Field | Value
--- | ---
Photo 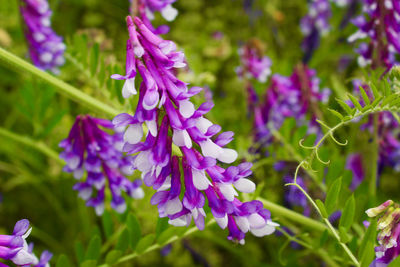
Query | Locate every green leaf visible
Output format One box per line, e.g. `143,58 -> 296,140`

325,177 -> 342,214
370,83 -> 380,99
102,210 -> 113,239
84,235 -> 101,261
157,227 -> 178,246
136,234 -> 155,254
360,240 -> 375,267
75,241 -> 85,263
156,217 -> 169,238
339,226 -> 350,243
371,95 -> 383,108
56,254 -> 70,267
381,94 -> 398,107
347,93 -> 363,111
127,213 -> 141,249
388,256 -> 400,267
339,195 -> 356,230
358,219 -> 377,258
105,250 -> 122,265
316,199 -> 328,218
336,98 -> 355,116
328,108 -> 344,121
319,230 -> 329,247
80,260 -> 97,267
359,86 -> 370,105
90,43 -> 99,75
116,228 -> 130,251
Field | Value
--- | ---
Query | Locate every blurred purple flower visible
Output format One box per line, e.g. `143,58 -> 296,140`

283,176 -> 310,216
346,153 -> 365,190
348,0 -> 400,70
60,115 -> 144,215
20,0 -> 66,73
111,16 -> 278,244
236,41 -> 272,83
300,0 -> 332,63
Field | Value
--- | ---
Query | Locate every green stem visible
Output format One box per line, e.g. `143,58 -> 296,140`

0,127 -> 63,164
369,113 -> 378,200
258,197 -> 328,233
0,47 -> 119,117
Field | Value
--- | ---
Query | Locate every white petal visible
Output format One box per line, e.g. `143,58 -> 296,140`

67,155 -> 80,169
122,78 -> 137,98
192,208 -> 199,219
145,120 -> 158,137
134,151 -> 152,172
196,117 -> 213,134
179,100 -> 195,118
124,124 -> 143,144
73,168 -> 84,179
158,176 -> 171,191
22,227 -> 32,239
234,178 -> 256,193
40,52 -> 53,63
192,169 -> 211,190
169,216 -> 188,227
217,148 -> 238,163
165,197 -> 183,215
218,183 -> 237,201
78,187 -> 93,200
161,4 -> 178,21
215,214 -> 228,229
248,213 -> 266,229
172,129 -> 192,148
131,188 -> 145,199
235,216 -> 250,233
11,249 -> 38,265
115,202 -> 127,213
95,203 -> 105,216
250,223 -> 277,237
200,139 -> 222,158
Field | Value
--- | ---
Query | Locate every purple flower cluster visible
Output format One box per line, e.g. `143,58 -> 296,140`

59,115 -> 144,215
300,0 -> 331,62
351,80 -> 400,174
283,175 -> 310,216
366,200 -> 400,266
111,16 -> 278,244
130,0 -> 178,35
348,0 -> 400,69
255,65 -> 330,147
20,0 -> 66,73
0,219 -> 52,266
236,41 -> 272,83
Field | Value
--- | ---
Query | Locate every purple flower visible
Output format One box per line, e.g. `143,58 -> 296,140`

130,0 -> 178,34
300,0 -> 331,62
255,65 -> 330,146
20,0 -> 66,73
111,16 -> 278,244
346,153 -> 365,190
236,40 -> 272,83
366,200 -> 400,266
283,176 -> 310,216
0,220 -> 39,266
60,115 -> 144,215
348,0 -> 400,69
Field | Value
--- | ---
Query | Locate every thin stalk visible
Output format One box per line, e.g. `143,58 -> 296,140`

0,47 -> 119,117
369,113 -> 378,200
0,127 -> 63,164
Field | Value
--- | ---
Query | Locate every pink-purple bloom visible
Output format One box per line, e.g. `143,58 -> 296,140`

59,115 -> 144,215
20,0 -> 66,73
348,0 -> 400,69
111,16 -> 278,244
130,0 -> 178,34
0,219 -> 52,266
236,41 -> 272,83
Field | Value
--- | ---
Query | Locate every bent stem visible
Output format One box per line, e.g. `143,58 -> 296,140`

0,47 -> 120,117
0,127 -> 63,164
